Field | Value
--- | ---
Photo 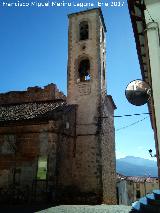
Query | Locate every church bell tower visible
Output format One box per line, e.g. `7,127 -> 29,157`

67,8 -> 117,204
67,8 -> 106,106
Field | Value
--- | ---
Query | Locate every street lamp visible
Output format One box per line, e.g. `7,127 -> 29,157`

148,149 -> 156,157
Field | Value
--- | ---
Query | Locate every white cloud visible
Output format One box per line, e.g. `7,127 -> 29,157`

116,151 -> 127,159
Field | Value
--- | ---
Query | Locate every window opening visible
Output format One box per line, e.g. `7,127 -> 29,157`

66,122 -> 70,129
78,59 -> 90,82
103,61 -> 105,79
80,21 -> 89,41
13,168 -> 21,185
136,190 -> 141,199
102,28 -> 104,42
37,156 -> 47,180
1,135 -> 16,154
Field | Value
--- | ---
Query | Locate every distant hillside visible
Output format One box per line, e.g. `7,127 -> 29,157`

116,156 -> 158,177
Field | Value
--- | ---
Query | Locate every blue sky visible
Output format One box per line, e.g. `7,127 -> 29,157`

0,0 -> 156,160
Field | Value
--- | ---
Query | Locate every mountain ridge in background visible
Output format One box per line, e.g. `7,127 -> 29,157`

116,156 -> 158,177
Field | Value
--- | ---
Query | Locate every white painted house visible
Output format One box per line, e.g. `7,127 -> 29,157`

128,0 -> 160,182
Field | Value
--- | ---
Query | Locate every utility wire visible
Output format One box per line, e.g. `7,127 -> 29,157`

114,112 -> 151,118
116,116 -> 149,132
100,112 -> 151,118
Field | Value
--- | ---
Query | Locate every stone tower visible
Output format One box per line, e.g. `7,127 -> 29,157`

67,8 -> 117,204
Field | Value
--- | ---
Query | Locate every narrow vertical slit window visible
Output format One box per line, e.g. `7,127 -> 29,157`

102,28 -> 104,42
37,156 -> 47,180
136,190 -> 141,199
103,61 -> 105,79
13,168 -> 21,185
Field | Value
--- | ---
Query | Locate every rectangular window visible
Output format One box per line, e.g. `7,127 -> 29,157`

136,190 -> 141,199
37,156 -> 47,180
14,168 -> 21,185
1,135 -> 16,154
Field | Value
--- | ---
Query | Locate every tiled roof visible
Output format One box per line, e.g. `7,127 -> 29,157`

117,173 -> 158,183
127,176 -> 147,183
0,101 -> 68,122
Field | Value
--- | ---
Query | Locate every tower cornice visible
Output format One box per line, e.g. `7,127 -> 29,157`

68,8 -> 107,32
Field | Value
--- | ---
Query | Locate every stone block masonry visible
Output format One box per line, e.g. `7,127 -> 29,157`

0,83 -> 66,105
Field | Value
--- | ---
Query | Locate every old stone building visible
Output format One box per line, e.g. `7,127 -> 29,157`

0,8 -> 116,205
117,173 -> 159,206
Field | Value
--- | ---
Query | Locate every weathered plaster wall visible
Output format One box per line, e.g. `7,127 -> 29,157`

55,106 -> 77,201
144,0 -> 160,161
0,122 -> 59,203
101,95 -> 117,204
